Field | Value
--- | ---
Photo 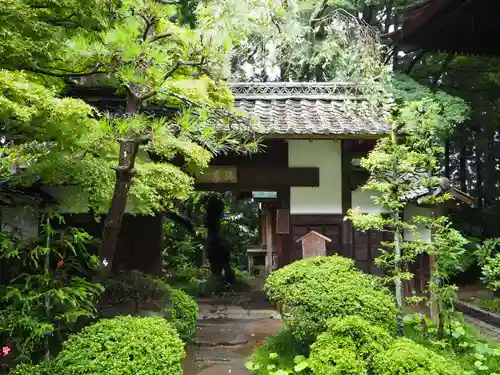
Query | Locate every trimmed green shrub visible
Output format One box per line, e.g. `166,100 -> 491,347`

50,316 -> 184,375
309,316 -> 392,375
265,256 -> 396,342
372,338 -> 464,375
162,285 -> 198,339
100,270 -> 198,339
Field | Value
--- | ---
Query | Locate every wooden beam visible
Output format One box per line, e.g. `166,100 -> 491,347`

341,140 -> 353,258
262,134 -> 383,140
195,166 -> 319,191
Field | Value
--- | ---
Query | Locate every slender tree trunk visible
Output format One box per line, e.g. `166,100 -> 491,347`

459,138 -> 467,192
44,216 -> 52,360
99,92 -> 147,276
99,140 -> 140,275
444,139 -> 450,178
384,0 -> 393,34
391,127 -> 404,336
474,136 -> 483,209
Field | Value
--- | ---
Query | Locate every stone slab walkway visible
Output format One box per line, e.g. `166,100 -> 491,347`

183,293 -> 282,375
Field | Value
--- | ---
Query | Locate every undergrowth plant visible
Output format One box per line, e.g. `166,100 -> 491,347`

0,212 -> 103,367
475,238 -> 500,293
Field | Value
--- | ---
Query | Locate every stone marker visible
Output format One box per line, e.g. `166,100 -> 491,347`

296,230 -> 331,258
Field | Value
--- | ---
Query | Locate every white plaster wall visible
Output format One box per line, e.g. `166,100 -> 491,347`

1,207 -> 39,239
404,204 -> 432,244
352,188 -> 388,213
288,140 -> 342,214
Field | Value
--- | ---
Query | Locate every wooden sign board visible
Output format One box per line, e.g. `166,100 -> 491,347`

197,166 -> 237,183
296,230 -> 331,259
276,209 -> 290,234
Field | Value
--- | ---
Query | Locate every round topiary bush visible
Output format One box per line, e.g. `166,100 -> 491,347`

371,338 -> 464,375
264,255 -> 396,343
49,316 -> 185,375
309,316 -> 393,375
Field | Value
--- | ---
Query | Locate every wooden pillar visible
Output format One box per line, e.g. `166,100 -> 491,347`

341,140 -> 353,258
276,188 -> 291,268
265,205 -> 274,276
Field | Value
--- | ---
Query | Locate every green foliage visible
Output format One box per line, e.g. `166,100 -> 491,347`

12,316 -> 185,375
245,329 -> 310,375
347,71 -> 471,326
100,270 -> 198,340
0,215 -> 103,364
371,338 -> 464,375
309,316 -> 392,375
403,314 -> 500,375
389,74 -> 470,132
264,256 -> 396,343
0,0 -> 109,70
162,192 -> 260,270
162,286 -> 198,340
477,298 -> 500,313
476,239 -> 500,292
425,218 -> 470,329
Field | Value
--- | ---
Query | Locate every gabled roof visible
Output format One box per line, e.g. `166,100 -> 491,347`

387,0 -> 500,56
229,82 -> 388,137
404,177 -> 473,205
296,230 -> 332,243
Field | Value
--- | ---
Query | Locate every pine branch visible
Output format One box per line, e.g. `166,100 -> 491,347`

21,65 -> 107,78
141,58 -> 206,101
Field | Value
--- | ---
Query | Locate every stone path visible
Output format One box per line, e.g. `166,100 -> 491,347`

182,296 -> 282,375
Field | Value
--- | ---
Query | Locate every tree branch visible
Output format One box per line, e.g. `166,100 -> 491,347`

21,65 -> 107,78
148,32 -> 173,43
405,50 -> 427,75
432,53 -> 454,88
142,17 -> 156,42
141,58 -> 206,101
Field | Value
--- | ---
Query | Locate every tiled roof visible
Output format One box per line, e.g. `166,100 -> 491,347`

228,82 -> 388,136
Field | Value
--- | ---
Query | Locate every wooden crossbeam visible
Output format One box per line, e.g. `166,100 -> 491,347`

195,166 -> 319,191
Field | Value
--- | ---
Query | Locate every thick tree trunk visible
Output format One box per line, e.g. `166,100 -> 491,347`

99,140 -> 140,275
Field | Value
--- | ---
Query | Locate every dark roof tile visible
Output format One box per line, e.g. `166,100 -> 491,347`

229,83 -> 388,136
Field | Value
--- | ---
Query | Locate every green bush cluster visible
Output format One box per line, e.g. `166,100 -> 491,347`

11,316 -> 185,375
248,255 -> 493,375
371,338 -> 462,375
264,256 -> 396,342
309,316 -> 392,375
100,270 -> 198,340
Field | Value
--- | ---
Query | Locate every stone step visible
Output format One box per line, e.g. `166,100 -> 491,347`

192,347 -> 246,364
197,304 -> 281,320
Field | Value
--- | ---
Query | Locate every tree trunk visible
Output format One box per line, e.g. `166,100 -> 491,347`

459,139 -> 467,192
444,138 -> 450,178
99,140 -> 140,276
391,127 -> 404,336
474,136 -> 483,209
